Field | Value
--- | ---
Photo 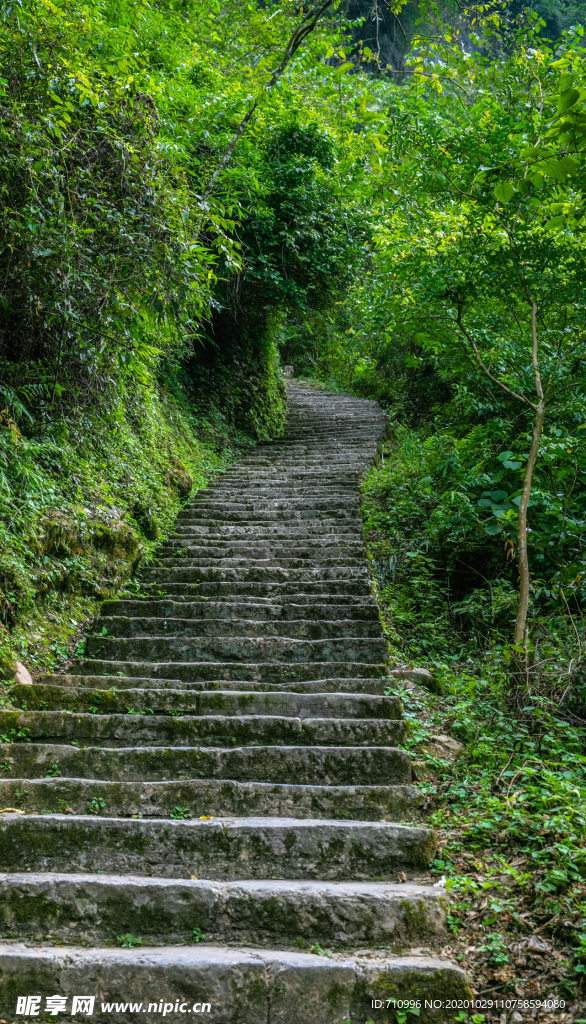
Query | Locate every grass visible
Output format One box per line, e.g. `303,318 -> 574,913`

390,673 -> 586,1006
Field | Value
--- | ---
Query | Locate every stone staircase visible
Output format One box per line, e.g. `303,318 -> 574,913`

0,382 -> 470,1022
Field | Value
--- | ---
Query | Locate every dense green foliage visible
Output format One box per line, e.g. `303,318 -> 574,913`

0,0 -> 365,663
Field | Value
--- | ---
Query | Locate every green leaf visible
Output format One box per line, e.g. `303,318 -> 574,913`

556,73 -> 574,93
503,460 -> 522,469
557,88 -> 581,114
493,181 -> 515,203
484,523 -> 501,536
545,215 -> 565,230
334,62 -> 354,77
542,159 -> 570,182
559,155 -> 578,176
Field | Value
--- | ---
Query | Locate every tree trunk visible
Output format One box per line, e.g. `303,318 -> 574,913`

513,302 -> 545,648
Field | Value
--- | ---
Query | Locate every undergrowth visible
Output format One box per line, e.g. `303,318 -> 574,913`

362,426 -> 586,1010
0,368 -> 252,679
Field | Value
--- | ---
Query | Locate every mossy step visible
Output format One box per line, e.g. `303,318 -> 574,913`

0,710 -> 406,748
91,617 -> 382,640
12,684 -> 400,719
0,872 -> 447,949
0,814 -> 434,878
0,741 -> 411,785
83,636 -> 388,664
100,599 -> 380,621
41,674 -> 394,695
0,943 -> 471,1024
0,777 -> 421,821
74,660 -> 388,682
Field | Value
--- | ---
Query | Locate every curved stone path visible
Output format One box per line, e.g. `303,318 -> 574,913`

0,382 -> 470,1022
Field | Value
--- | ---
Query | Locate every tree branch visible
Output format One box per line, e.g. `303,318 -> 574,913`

202,0 -> 336,199
453,306 -> 538,411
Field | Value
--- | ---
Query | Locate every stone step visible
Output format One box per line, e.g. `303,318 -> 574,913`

230,466 -> 368,472
0,943 -> 471,1023
0,777 -> 421,820
172,524 -> 361,537
140,567 -> 370,584
137,581 -> 373,598
165,533 -> 365,545
83,636 -> 388,664
189,495 -> 358,507
0,814 -> 435,878
0,872 -> 446,948
160,541 -> 366,556
205,480 -> 359,490
0,710 -> 406,748
99,599 -> 380,621
42,674 -> 394,694
91,617 -> 383,640
152,556 -> 366,569
216,474 -> 361,484
1,741 -> 411,785
74,660 -> 387,682
11,684 -> 400,718
176,510 -> 360,523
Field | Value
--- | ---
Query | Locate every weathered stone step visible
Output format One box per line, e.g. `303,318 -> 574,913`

172,523 -> 361,537
137,581 -> 373,598
75,660 -> 387,682
161,540 -> 366,557
42,673 -> 393,694
0,814 -> 435,878
92,617 -> 382,640
0,710 -> 406,748
0,943 -> 471,1023
177,510 -> 360,523
84,636 -> 388,664
0,872 -> 446,948
166,532 -> 364,544
1,742 -> 411,785
153,556 -> 366,570
141,566 -> 370,584
188,497 -> 362,509
0,777 -> 421,820
11,684 -> 400,718
100,599 -> 380,621
225,462 -> 370,472
205,482 -> 359,492
216,474 -> 361,484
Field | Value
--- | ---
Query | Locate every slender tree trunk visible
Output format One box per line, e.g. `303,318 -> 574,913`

513,302 -> 545,648
513,397 -> 545,645
454,301 -> 545,650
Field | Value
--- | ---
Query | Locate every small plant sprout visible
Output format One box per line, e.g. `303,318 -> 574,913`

117,934 -> 142,948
